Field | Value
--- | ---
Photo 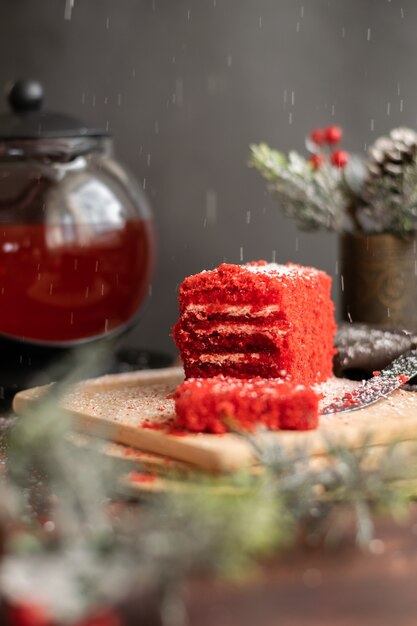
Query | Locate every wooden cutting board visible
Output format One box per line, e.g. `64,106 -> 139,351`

12,366 -> 417,473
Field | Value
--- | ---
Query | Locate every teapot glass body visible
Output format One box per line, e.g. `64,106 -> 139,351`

0,136 -> 155,345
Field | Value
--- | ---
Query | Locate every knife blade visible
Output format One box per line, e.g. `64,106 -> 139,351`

321,349 -> 417,415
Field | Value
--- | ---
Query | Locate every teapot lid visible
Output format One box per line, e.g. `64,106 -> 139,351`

0,79 -> 109,140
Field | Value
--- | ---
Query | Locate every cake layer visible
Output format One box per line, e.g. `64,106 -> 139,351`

175,322 -> 289,354
173,375 -> 319,433
182,353 -> 291,380
177,262 -> 326,308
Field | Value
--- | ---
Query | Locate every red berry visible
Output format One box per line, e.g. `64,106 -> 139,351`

325,125 -> 343,144
310,154 -> 324,170
330,150 -> 349,168
8,603 -> 54,626
309,128 -> 326,145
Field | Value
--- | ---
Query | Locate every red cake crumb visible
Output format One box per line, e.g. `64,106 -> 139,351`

173,261 -> 336,385
173,375 -> 319,434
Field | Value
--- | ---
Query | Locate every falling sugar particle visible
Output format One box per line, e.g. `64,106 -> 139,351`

289,112 -> 293,125
341,275 -> 344,291
85,286 -> 89,298
400,7 -> 405,18
246,211 -> 251,225
143,178 -> 147,190
149,284 -> 153,296
400,100 -> 404,113
101,283 -> 105,296
347,311 -> 353,323
259,16 -> 262,29
335,260 -> 339,274
272,250 -> 276,262
154,121 -> 159,135
205,189 -> 217,225
104,319 -> 109,333
301,5 -> 304,17
387,307 -> 391,318
187,9 -> 191,21
117,93 -> 122,106
240,247 -> 244,262
81,92 -> 85,104
291,91 -> 295,106
296,21 -> 300,32
106,17 -> 110,29
70,312 -> 74,325
367,28 -> 371,41
147,154 -> 151,166
370,119 -> 375,131
227,55 -> 232,67
95,261 -> 99,273
342,26 -> 346,38
64,0 -> 74,20
386,102 -> 391,116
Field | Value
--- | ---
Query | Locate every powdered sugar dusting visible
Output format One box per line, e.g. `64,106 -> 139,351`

61,382 -> 177,428
244,263 -> 317,278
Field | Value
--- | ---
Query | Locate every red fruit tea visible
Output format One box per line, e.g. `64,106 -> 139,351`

0,219 -> 154,342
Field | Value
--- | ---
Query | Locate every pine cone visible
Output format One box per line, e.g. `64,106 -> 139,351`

358,127 -> 417,233
367,127 -> 417,177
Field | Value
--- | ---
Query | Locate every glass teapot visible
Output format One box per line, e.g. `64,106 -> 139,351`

0,79 -> 155,348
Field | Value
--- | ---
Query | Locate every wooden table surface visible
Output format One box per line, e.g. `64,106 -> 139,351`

183,507 -> 417,626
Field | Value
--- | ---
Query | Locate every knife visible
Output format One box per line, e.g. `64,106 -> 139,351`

321,349 -> 417,415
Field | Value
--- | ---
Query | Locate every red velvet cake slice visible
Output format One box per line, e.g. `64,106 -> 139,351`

173,375 -> 319,434
173,261 -> 336,385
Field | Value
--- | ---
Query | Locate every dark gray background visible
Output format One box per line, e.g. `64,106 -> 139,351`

0,0 -> 415,354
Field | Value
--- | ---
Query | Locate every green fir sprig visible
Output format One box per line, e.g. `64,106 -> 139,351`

249,143 -> 353,233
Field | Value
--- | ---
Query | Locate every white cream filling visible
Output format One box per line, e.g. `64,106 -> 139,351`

190,353 -> 262,364
184,304 -> 282,317
192,323 -> 288,336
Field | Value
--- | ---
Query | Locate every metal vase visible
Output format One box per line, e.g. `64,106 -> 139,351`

340,232 -> 417,330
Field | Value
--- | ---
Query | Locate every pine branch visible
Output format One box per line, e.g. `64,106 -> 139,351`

249,143 -> 353,232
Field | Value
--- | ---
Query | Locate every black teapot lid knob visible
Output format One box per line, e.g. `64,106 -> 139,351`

7,80 -> 44,113
0,79 -> 108,139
